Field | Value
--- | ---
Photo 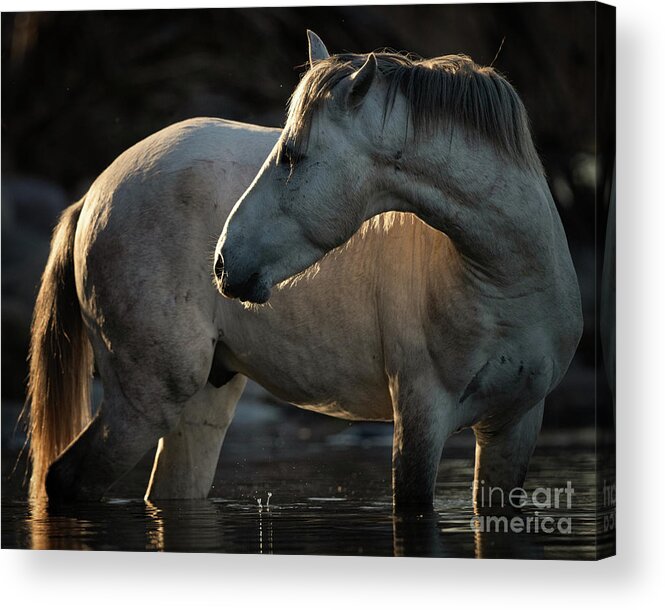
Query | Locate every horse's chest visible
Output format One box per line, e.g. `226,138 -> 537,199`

421,292 -> 556,419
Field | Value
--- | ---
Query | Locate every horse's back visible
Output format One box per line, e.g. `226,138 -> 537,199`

74,118 -> 279,402
82,117 -> 278,215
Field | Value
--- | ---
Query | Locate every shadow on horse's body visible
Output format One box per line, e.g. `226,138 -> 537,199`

28,33 -> 582,511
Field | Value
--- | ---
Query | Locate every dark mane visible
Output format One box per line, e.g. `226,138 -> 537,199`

283,52 -> 542,172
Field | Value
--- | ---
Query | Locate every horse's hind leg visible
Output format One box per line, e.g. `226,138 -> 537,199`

45,329 -> 217,503
472,400 -> 544,512
45,389 -> 173,502
145,375 -> 246,500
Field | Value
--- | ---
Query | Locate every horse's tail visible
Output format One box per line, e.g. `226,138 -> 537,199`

26,198 -> 93,500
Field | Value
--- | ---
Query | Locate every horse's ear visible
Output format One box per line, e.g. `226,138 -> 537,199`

346,53 -> 378,109
307,30 -> 330,67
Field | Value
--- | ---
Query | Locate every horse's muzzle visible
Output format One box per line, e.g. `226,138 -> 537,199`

222,271 -> 263,301
214,253 -> 271,304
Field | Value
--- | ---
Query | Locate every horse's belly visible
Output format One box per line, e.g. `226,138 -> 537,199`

278,394 -> 393,422
237,355 -> 393,421
216,292 -> 394,422
226,339 -> 394,422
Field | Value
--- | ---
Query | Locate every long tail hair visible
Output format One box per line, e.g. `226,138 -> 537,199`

25,199 -> 93,500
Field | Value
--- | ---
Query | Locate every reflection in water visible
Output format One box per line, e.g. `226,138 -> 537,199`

2,448 -> 614,559
144,501 -> 164,551
257,496 -> 274,555
28,498 -> 94,551
393,509 -> 446,557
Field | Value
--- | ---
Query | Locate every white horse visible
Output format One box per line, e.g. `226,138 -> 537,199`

216,32 -> 583,507
28,32 -> 581,510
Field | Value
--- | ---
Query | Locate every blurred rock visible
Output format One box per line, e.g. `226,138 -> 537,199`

2,176 -> 67,234
2,176 -> 66,400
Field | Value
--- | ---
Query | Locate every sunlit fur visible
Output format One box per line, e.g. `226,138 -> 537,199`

24,201 -> 93,499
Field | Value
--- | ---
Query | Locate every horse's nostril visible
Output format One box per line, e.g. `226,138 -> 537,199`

220,270 -> 262,301
214,255 -> 224,281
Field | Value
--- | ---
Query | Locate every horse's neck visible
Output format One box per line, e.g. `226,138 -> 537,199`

372,138 -> 553,284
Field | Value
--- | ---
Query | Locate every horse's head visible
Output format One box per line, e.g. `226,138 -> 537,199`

214,31 -> 394,303
215,32 -> 541,304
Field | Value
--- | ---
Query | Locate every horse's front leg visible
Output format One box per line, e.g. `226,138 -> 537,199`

472,400 -> 544,512
390,375 -> 453,508
145,375 -> 246,501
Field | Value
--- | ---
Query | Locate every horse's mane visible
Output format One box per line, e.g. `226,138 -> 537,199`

284,52 -> 542,172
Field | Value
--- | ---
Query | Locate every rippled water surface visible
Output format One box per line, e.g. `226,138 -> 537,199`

2,443 -> 614,559
2,394 -> 614,558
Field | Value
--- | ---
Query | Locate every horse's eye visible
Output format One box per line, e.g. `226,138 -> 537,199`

278,149 -> 291,166
278,145 -> 304,167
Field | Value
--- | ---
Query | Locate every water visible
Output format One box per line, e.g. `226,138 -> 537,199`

2,438 -> 614,559
2,390 -> 614,558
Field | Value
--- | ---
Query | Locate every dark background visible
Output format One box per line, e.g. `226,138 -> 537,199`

1,4 -> 613,436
